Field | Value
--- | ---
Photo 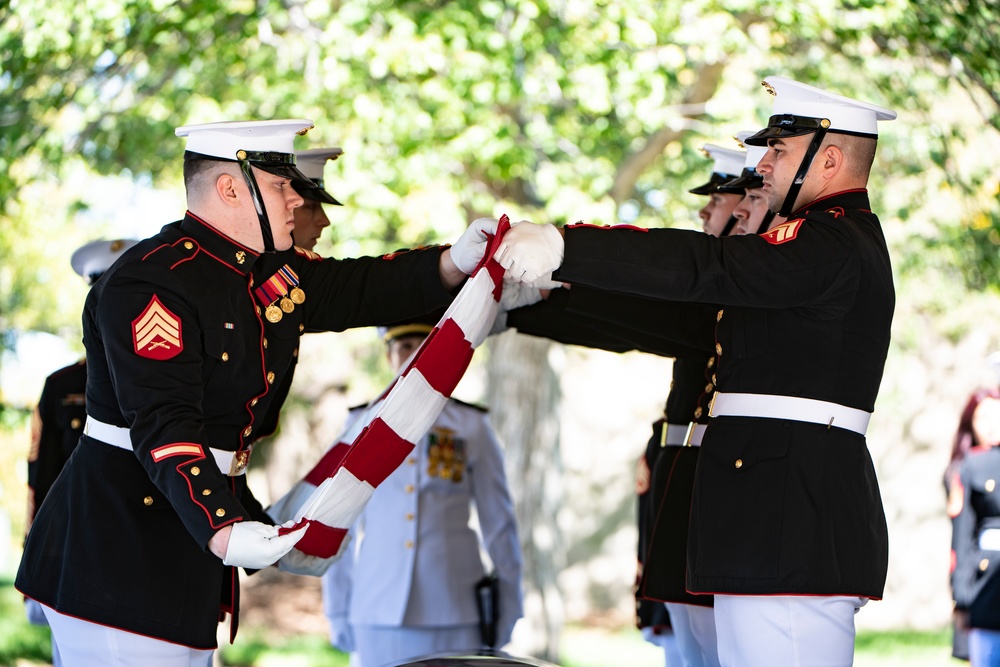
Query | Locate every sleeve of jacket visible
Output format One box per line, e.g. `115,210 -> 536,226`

951,462 -> 978,608
294,246 -> 455,333
507,288 -> 712,359
468,411 -> 523,647
556,217 -> 860,310
94,264 -> 250,549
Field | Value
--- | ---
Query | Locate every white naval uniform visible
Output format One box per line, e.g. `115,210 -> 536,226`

322,399 -> 523,667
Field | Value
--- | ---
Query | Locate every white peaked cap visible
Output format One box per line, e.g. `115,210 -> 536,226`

735,131 -> 767,170
175,119 -> 314,161
746,76 -> 896,145
702,144 -> 746,177
71,238 -> 141,283
295,147 -> 344,180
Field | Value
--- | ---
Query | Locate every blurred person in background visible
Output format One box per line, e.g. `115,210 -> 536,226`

291,147 -> 343,252
950,386 -> 1000,666
322,314 -> 523,667
22,238 -> 139,664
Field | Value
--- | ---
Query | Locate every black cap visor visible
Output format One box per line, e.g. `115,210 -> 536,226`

744,114 -> 832,146
689,171 -> 741,195
723,168 -> 764,190
294,178 -> 343,206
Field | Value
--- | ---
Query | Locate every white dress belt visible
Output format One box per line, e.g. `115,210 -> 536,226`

83,416 -> 250,476
663,424 -> 688,447
980,528 -> 1000,551
708,392 -> 871,436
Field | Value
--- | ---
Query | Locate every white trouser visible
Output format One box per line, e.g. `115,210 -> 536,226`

714,595 -> 866,667
640,625 -> 682,666
42,605 -> 214,667
351,624 -> 481,667
969,628 -> 1000,667
665,602 -> 721,667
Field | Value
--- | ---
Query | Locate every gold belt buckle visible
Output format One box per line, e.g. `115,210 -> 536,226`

707,391 -> 719,418
230,447 -> 252,475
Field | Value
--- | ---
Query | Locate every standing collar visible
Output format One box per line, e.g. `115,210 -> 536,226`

179,212 -> 262,275
790,189 -> 872,217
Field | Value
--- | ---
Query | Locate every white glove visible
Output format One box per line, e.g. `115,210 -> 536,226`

327,616 -> 356,653
449,217 -> 500,274
222,521 -> 307,570
494,221 -> 564,284
500,279 -> 543,311
277,534 -> 352,576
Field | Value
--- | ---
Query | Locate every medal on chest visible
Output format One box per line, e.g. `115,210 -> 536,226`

427,427 -> 467,483
254,265 -> 305,323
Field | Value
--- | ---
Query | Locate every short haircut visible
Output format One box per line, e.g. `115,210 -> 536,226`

183,158 -> 238,202
824,134 -> 877,180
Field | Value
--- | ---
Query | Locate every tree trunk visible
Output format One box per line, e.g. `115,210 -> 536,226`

485,331 -> 564,663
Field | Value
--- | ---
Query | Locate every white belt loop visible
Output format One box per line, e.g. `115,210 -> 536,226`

708,392 -> 871,435
83,416 -> 250,476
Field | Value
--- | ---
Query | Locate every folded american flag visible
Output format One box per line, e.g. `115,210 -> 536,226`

268,215 -> 511,558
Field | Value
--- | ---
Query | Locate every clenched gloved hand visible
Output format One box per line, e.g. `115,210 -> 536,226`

449,217 -> 500,274
494,221 -> 564,284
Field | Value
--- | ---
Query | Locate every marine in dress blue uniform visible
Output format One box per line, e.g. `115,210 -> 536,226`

15,119 -> 495,663
494,76 -> 898,666
322,320 -> 524,667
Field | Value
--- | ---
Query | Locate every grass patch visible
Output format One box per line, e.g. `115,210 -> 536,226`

0,577 -> 53,667
220,632 -> 349,667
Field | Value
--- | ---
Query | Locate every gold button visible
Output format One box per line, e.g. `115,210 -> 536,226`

293,348 -> 298,358
184,241 -> 194,250
715,343 -> 723,355
255,306 -> 261,315
202,489 -> 212,496
405,540 -> 414,549
262,338 -> 268,349
707,357 -> 715,368
987,480 -> 996,493
250,398 -> 258,407
980,558 -> 990,571
405,484 -> 415,493
221,352 -> 229,362
243,426 -> 252,437
406,513 -> 414,520
191,466 -> 200,476
717,309 -> 724,322
712,374 -> 718,384
71,418 -> 81,429
408,458 -> 417,465
216,508 -> 226,517
705,383 -> 714,393
249,277 -> 254,287
299,324 -> 305,333
735,459 -> 743,469
694,407 -> 703,419
266,371 -> 275,384
143,496 -> 154,506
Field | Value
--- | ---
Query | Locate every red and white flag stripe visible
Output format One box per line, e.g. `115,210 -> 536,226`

269,216 -> 510,558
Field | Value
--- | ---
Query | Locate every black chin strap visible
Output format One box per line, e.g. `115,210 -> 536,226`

237,154 -> 276,253
777,128 -> 828,218
756,210 -> 776,235
721,214 -> 738,237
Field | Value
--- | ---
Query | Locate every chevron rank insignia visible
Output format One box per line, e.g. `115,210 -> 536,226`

761,218 -> 803,245
133,295 -> 183,360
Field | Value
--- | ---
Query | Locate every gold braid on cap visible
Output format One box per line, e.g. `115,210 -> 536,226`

383,323 -> 435,343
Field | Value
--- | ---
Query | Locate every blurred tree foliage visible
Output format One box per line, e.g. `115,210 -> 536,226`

1,0 -> 998,349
